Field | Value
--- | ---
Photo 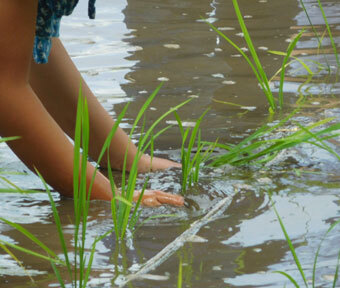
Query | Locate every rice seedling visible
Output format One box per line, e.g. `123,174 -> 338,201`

173,109 -> 217,194
205,0 -> 306,112
315,0 -> 340,67
0,83 -> 191,286
272,200 -> 340,287
110,84 -> 191,240
177,257 -> 183,288
299,0 -> 339,69
208,107 -> 340,167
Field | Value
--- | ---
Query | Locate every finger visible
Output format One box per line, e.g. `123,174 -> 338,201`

142,197 -> 162,207
154,191 -> 184,206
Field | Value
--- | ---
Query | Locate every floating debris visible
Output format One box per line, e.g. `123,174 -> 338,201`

322,274 -> 335,282
212,73 -> 225,79
222,80 -> 236,85
186,235 -> 208,243
212,265 -> 222,271
241,106 -> 256,111
258,46 -> 268,51
157,77 -> 169,81
257,177 -> 272,185
166,120 -> 196,127
163,44 -> 180,49
218,27 -> 235,31
138,274 -> 170,281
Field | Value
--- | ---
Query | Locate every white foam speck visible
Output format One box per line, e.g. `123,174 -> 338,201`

157,77 -> 169,81
163,44 -> 180,49
222,80 -> 236,85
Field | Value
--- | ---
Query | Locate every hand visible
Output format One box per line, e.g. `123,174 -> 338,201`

138,154 -> 181,173
133,190 -> 184,207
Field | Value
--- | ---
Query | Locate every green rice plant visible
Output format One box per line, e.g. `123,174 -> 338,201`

315,0 -> 340,67
0,84 -> 191,285
208,107 -> 340,167
173,109 -> 217,194
0,87 -> 116,287
268,30 -> 305,108
299,0 -> 339,68
111,84 -> 191,240
273,201 -> 340,287
177,257 -> 183,288
205,0 -> 305,111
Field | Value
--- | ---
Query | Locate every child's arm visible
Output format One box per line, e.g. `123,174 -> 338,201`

0,0 -> 183,206
29,38 -> 181,173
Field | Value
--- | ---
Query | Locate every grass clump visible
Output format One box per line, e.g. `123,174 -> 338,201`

174,109 -> 216,194
110,84 -> 191,240
209,108 -> 340,167
205,0 -> 302,112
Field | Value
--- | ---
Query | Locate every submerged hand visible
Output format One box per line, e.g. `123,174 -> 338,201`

133,190 -> 184,207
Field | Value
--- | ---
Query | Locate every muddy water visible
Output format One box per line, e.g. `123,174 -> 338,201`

1,0 -> 340,287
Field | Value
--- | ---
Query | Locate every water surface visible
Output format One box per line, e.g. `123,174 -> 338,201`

1,0 -> 340,287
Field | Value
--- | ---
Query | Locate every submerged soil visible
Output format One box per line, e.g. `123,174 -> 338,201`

1,0 -> 340,287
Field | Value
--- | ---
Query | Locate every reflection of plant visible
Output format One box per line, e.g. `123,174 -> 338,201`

273,201 -> 340,287
174,109 -> 216,194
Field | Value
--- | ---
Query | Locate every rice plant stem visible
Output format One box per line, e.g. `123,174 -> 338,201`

279,30 -> 305,109
232,0 -> 274,110
316,0 -> 340,67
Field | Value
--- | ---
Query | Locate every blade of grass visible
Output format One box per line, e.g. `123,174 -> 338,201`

35,169 -> 73,282
277,30 -> 305,108
177,257 -> 183,288
299,0 -> 331,71
232,0 -> 274,110
333,250 -> 340,288
51,262 -> 66,288
316,0 -> 340,67
0,243 -> 35,284
311,219 -> 340,288
0,217 -> 58,259
273,203 -> 308,288
205,20 -> 275,111
273,271 -> 300,288
0,240 -> 63,264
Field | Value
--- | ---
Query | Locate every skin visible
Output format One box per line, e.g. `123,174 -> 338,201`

0,0 -> 184,207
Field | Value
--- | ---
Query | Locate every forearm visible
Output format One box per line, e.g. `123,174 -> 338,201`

29,38 -> 142,172
0,84 -> 113,200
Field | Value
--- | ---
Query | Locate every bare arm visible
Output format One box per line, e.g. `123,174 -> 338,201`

0,0 -> 183,206
0,0 -> 112,200
29,38 -> 181,173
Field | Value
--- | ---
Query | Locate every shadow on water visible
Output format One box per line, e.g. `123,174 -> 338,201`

1,0 -> 340,287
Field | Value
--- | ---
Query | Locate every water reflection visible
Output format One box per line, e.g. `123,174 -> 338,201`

119,0 -> 301,146
1,0 -> 340,287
